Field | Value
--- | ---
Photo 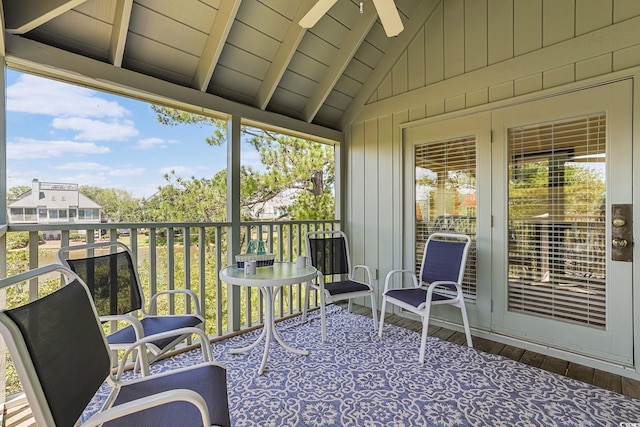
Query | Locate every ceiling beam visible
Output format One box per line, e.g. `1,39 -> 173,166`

193,0 -> 242,92
302,5 -> 377,123
109,0 -> 133,67
339,0 -> 442,130
255,0 -> 316,110
3,0 -> 87,34
5,34 -> 343,144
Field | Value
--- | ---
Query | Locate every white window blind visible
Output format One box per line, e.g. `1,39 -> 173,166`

508,113 -> 606,328
415,136 -> 477,300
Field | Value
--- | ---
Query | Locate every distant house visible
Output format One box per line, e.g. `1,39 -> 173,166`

244,191 -> 295,221
8,179 -> 101,240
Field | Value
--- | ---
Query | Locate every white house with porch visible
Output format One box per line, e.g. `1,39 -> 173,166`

7,179 -> 101,240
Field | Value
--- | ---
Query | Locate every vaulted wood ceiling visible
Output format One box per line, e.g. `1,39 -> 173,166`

0,0 -> 428,139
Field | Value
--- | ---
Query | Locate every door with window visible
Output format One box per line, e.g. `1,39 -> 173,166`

404,112 -> 492,329
491,81 -> 633,365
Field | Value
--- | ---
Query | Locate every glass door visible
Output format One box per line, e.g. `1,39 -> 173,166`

491,80 -> 633,365
404,112 -> 492,329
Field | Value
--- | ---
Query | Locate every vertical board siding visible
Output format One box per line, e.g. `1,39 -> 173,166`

443,0 -> 465,79
513,0 -> 542,56
542,0 -> 575,47
378,115 -> 395,289
408,27 -> 426,91
425,1 -> 444,84
464,0 -> 488,73
488,0 -> 514,64
393,51 -> 409,96
364,119 -> 379,288
614,0 -> 640,22
348,121 -> 366,275
576,0 -> 613,35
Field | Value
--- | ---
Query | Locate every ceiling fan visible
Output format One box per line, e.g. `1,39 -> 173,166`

300,0 -> 404,37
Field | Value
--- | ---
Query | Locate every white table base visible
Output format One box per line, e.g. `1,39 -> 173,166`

230,285 -> 309,375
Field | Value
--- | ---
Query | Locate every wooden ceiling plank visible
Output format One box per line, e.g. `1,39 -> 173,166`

5,34 -> 343,144
193,0 -> 242,92
4,0 -> 87,34
109,0 -> 133,67
339,0 -> 442,130
302,4 -> 378,123
255,0 -> 316,110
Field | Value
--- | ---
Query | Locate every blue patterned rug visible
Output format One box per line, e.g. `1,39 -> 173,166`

86,305 -> 640,426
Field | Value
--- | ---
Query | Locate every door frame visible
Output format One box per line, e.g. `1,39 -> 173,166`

402,111 -> 492,330
490,80 -> 634,365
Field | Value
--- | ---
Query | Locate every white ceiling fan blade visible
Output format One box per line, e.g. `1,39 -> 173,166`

299,0 -> 338,28
371,0 -> 404,37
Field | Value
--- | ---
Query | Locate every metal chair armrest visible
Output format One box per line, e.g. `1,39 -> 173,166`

100,314 -> 145,341
82,389 -> 211,427
383,269 -> 419,293
351,264 -> 374,286
115,327 -> 213,379
148,289 -> 202,316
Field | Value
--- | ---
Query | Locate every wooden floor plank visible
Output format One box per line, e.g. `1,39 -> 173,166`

566,363 -> 594,384
540,356 -> 569,376
519,350 -> 546,368
593,369 -> 623,394
622,377 -> 640,399
499,345 -> 526,361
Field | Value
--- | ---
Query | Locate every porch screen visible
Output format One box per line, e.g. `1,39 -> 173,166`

508,113 -> 606,329
415,136 -> 477,301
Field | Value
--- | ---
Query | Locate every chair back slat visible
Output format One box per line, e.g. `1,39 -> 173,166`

5,280 -> 111,427
308,236 -> 349,276
421,238 -> 467,286
66,250 -> 142,317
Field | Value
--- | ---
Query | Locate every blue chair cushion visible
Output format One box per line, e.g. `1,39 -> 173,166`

324,280 -> 370,295
422,239 -> 466,284
105,363 -> 231,427
385,287 -> 456,308
107,315 -> 202,350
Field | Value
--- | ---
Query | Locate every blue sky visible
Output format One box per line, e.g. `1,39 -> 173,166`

5,70 -> 260,198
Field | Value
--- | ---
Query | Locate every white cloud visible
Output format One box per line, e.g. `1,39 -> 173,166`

54,162 -> 144,177
7,137 -> 110,159
55,162 -> 111,171
109,167 -> 145,177
7,74 -> 129,118
52,117 -> 139,141
136,137 -> 177,150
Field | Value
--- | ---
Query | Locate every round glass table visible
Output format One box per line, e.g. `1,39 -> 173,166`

219,262 -> 317,375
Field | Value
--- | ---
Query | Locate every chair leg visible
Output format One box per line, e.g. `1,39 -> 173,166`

378,296 -> 387,337
370,293 -> 378,332
302,282 -> 310,322
347,299 -> 353,313
459,301 -> 473,348
320,292 -> 327,342
418,305 -> 432,364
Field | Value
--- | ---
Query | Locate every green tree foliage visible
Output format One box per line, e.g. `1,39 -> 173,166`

149,106 -> 335,222
7,185 -> 30,200
79,186 -> 143,222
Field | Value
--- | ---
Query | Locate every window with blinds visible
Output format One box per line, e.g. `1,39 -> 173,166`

415,136 -> 477,301
508,113 -> 606,329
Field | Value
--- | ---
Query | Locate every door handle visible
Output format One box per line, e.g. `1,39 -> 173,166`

612,238 -> 628,248
611,204 -> 632,261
